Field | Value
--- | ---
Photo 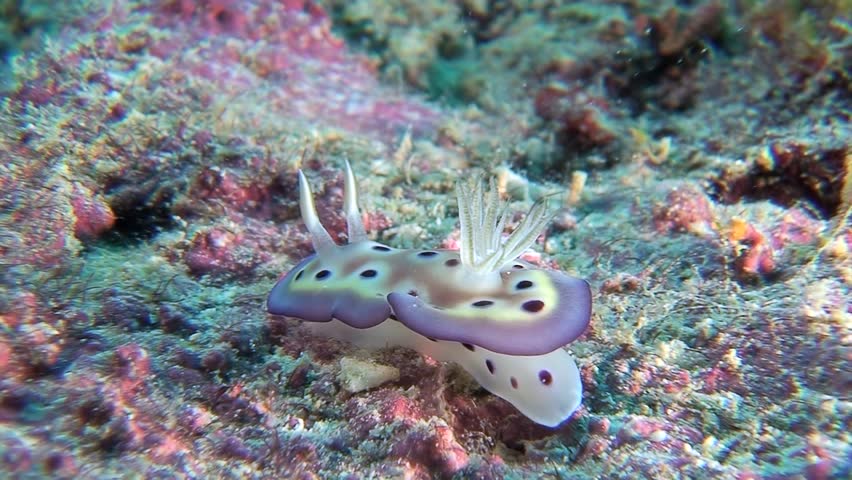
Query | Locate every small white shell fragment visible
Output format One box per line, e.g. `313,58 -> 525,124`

338,356 -> 400,393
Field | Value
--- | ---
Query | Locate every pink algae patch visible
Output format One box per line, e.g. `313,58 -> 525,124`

652,185 -> 715,236
70,184 -> 115,240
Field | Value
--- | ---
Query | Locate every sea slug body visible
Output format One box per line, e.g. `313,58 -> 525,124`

267,162 -> 592,427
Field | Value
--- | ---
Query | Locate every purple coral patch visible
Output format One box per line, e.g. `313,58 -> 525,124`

387,272 -> 591,356
267,255 -> 391,329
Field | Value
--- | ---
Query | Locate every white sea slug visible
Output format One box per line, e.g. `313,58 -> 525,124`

267,162 -> 592,427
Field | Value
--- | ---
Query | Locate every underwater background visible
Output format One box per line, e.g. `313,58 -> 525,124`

0,0 -> 849,478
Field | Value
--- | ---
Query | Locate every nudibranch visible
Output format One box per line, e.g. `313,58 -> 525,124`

267,162 -> 592,427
